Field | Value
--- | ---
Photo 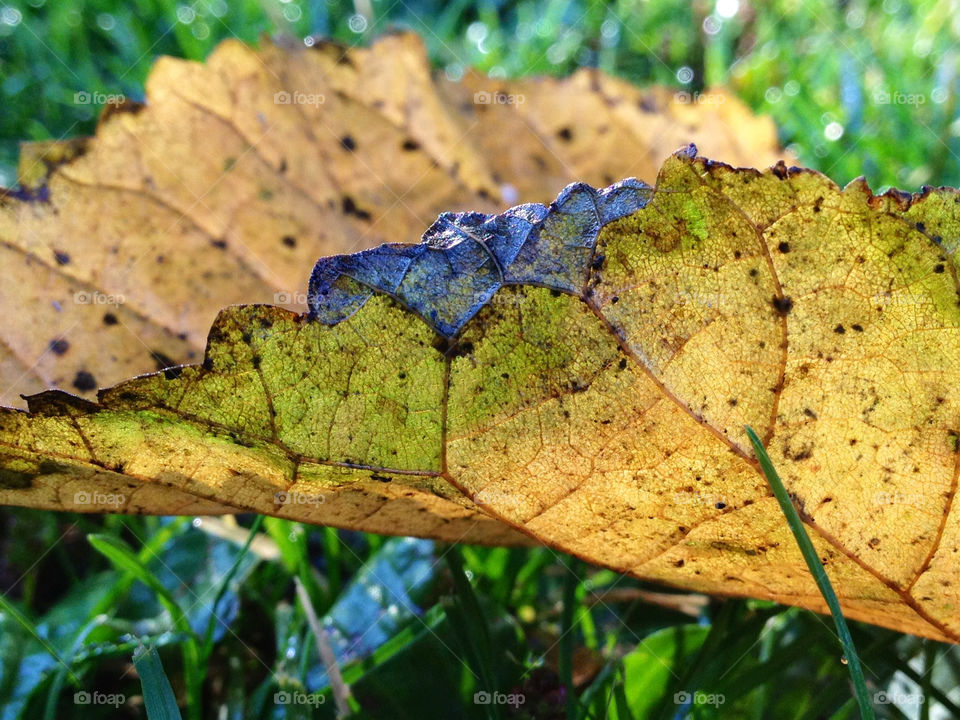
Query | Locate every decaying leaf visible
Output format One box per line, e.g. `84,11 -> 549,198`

0,33 -> 784,406
2,146 -> 959,642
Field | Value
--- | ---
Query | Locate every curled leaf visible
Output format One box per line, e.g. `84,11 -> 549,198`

5,146 -> 957,643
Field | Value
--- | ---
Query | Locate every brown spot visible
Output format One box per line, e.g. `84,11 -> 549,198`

340,135 -> 356,151
72,370 -> 97,392
282,235 -> 297,248
103,312 -> 118,326
49,338 -> 69,356
772,296 -> 793,316
834,324 -> 845,334
556,127 -> 573,141
151,351 -> 176,370
777,241 -> 790,254
341,195 -> 372,221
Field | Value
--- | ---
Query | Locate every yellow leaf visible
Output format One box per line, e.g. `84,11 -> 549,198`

3,146 -> 959,642
0,34 -> 784,406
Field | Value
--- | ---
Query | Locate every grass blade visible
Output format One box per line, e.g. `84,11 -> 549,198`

744,426 -> 875,720
134,645 -> 184,720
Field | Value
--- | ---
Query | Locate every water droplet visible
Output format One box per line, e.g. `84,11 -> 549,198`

703,15 -> 722,35
824,122 -> 844,141
96,13 -> 115,31
715,0 -> 739,19
176,5 -> 196,24
466,21 -> 487,45
677,66 -> 694,84
1,7 -> 22,26
348,13 -> 367,33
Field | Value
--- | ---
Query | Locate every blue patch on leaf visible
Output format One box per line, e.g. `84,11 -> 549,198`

308,177 -> 652,336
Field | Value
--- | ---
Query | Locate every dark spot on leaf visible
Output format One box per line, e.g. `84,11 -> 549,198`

777,241 -> 790,253
72,370 -> 97,392
448,340 -> 474,359
834,324 -> 845,334
151,351 -> 176,370
49,338 -> 69,355
401,138 -> 420,151
728,398 -> 737,406
340,135 -> 356,151
103,312 -> 118,326
618,358 -> 627,370
0,467 -> 33,489
715,502 -> 726,509
934,264 -> 945,273
210,239 -> 227,250
163,366 -> 183,380
342,195 -> 372,221
772,296 -> 793,316
54,250 -> 70,265
851,324 -> 863,332
282,235 -> 297,248
556,127 -> 572,141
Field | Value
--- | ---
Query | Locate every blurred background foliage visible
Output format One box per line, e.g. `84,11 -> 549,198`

2,0 -> 960,190
2,1 -> 960,718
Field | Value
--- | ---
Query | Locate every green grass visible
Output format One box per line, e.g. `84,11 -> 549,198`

2,1 -> 960,718
2,0 -> 960,191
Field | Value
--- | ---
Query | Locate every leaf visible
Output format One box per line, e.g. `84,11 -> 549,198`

4,145 -> 959,643
0,33 -> 785,406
